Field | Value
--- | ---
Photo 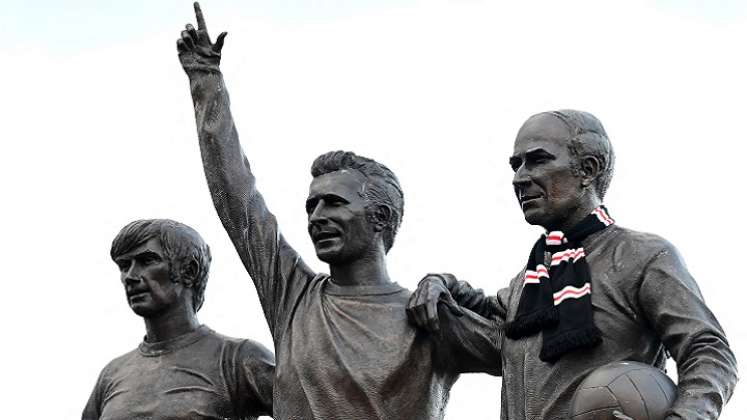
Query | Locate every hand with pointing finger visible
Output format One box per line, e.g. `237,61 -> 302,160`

177,2 -> 228,73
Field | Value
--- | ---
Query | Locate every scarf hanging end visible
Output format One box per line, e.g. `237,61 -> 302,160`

539,326 -> 602,362
505,307 -> 559,339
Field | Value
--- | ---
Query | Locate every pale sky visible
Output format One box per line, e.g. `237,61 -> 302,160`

2,1 -> 745,418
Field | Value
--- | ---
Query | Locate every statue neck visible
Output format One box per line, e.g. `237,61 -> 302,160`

143,302 -> 200,343
547,193 -> 602,233
329,249 -> 391,287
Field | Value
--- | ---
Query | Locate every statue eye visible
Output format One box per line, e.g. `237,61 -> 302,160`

141,253 -> 161,265
328,195 -> 350,207
305,199 -> 318,214
529,152 -> 554,166
509,157 -> 521,172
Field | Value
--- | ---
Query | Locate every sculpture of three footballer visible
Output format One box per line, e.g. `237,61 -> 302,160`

83,3 -> 737,419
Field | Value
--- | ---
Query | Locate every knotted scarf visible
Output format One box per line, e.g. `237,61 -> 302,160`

505,206 -> 614,362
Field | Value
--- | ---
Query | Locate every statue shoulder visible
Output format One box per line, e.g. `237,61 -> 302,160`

603,225 -> 679,261
94,347 -> 140,383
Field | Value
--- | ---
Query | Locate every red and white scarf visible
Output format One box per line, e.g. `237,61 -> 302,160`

505,206 -> 614,362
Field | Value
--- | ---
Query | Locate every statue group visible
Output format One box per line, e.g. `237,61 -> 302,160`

82,3 -> 737,420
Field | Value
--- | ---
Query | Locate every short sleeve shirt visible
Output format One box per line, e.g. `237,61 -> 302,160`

82,325 -> 275,420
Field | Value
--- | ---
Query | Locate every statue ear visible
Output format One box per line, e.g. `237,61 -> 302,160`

372,204 -> 392,232
181,258 -> 199,288
580,155 -> 602,189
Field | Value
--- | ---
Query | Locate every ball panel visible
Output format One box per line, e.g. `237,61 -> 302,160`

626,368 -> 674,418
652,370 -> 678,405
581,362 -> 637,386
609,374 -> 650,420
570,386 -> 620,415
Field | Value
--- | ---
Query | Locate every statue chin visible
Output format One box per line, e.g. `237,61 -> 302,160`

129,303 -> 158,318
315,246 -> 360,266
314,248 -> 343,265
521,209 -> 548,228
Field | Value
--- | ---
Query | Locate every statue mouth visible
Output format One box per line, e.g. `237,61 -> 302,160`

127,290 -> 150,301
519,193 -> 543,204
311,228 -> 342,243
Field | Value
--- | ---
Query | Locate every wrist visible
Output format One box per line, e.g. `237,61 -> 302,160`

183,62 -> 222,75
420,273 -> 457,291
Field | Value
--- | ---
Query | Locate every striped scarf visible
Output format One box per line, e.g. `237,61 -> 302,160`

505,206 -> 614,362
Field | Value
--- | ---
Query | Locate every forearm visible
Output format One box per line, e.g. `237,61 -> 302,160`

186,68 -> 275,266
187,69 -> 255,209
665,331 -> 737,420
437,305 -> 502,376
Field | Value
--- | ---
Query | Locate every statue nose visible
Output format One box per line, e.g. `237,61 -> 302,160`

124,274 -> 140,286
123,264 -> 142,285
308,201 -> 329,224
513,173 -> 531,190
512,164 -> 531,187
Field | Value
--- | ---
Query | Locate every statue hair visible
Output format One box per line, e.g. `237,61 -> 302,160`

110,219 -> 212,312
310,151 -> 404,253
543,109 -> 615,199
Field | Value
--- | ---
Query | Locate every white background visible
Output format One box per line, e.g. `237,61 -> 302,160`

2,0 -> 745,418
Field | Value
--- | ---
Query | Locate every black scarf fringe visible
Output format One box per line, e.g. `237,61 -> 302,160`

505,307 -> 558,339
539,326 -> 603,362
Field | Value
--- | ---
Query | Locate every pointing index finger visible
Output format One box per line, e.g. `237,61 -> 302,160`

194,2 -> 207,31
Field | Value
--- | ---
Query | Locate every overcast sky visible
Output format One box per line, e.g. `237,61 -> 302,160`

2,1 -> 746,418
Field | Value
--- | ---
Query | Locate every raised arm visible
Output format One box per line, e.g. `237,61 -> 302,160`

177,3 -> 314,335
638,243 -> 738,420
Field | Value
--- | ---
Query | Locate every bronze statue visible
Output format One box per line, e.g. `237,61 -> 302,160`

408,110 -> 738,420
177,3 -> 500,419
82,219 -> 275,420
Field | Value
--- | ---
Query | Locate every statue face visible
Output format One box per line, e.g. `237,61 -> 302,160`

509,114 -> 584,231
306,170 -> 378,264
114,237 -> 184,317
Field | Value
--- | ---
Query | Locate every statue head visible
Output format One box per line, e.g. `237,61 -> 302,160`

307,151 -> 404,264
510,110 -> 614,231
110,219 -> 212,316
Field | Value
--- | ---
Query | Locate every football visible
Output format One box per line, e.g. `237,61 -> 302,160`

569,361 -> 677,420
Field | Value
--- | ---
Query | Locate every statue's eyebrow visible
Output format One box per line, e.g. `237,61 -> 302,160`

306,193 -> 349,208
525,147 -> 555,158
134,250 -> 161,258
509,147 -> 554,160
115,249 -> 160,263
509,147 -> 556,170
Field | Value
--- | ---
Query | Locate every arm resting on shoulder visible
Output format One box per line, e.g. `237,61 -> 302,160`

435,305 -> 502,376
426,273 -> 506,319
